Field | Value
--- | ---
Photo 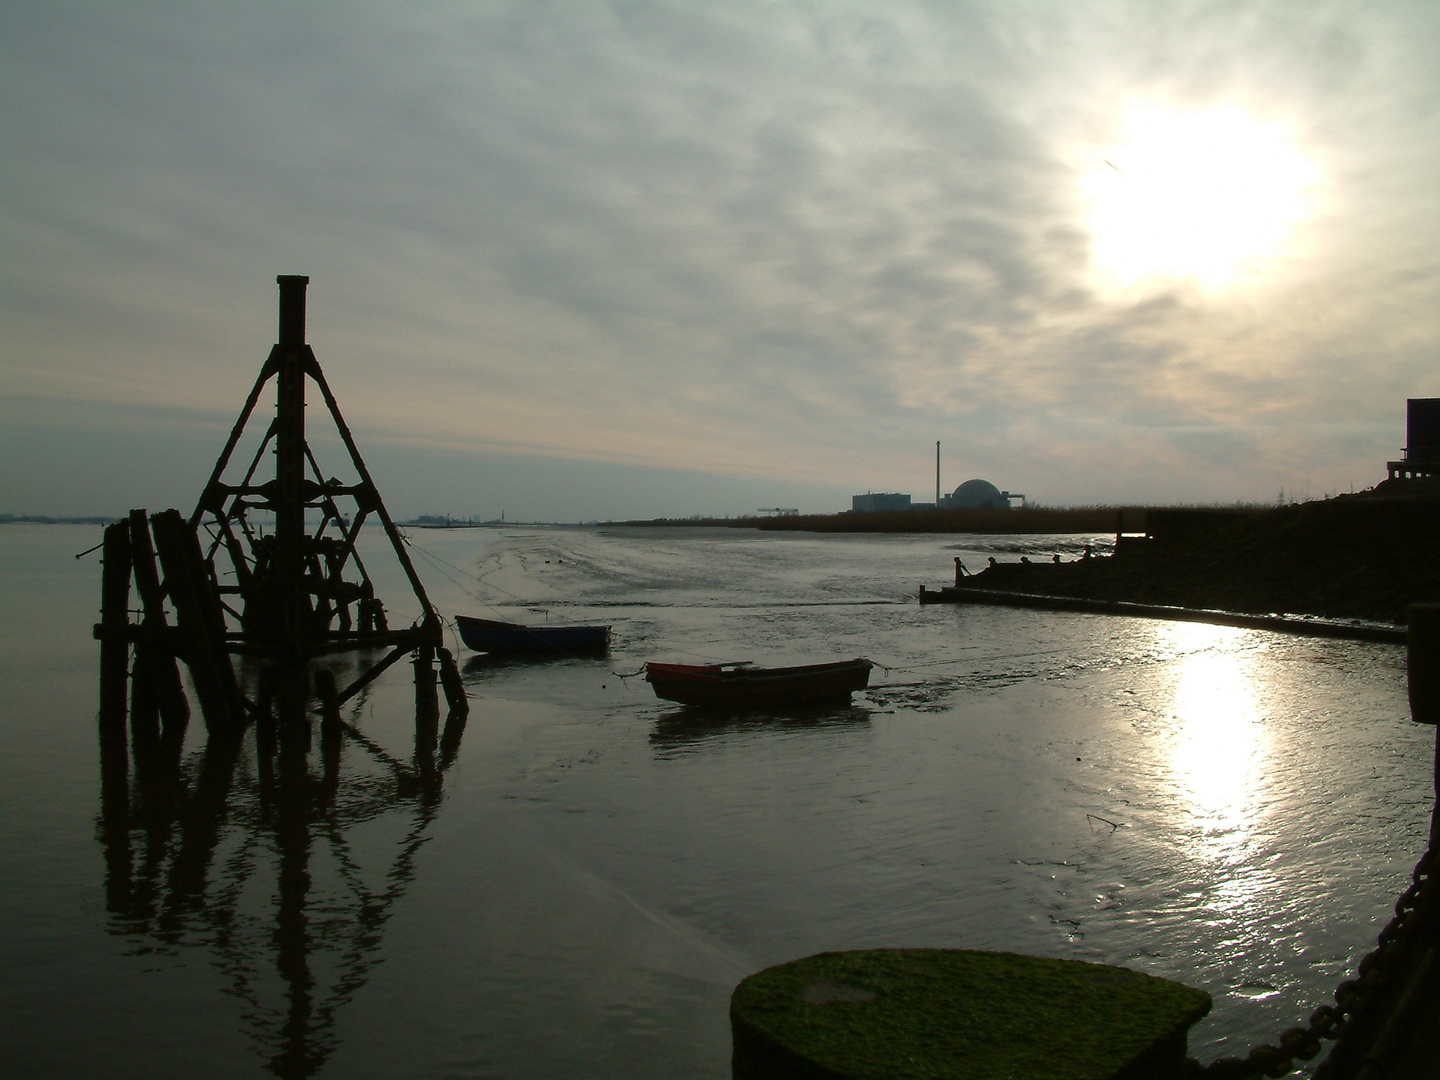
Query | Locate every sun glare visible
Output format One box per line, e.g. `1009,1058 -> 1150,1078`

1084,105 -> 1318,292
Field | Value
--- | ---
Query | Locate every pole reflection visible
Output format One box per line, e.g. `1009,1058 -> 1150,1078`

96,665 -> 466,1079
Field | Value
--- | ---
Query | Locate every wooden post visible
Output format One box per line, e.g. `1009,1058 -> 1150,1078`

1407,603 -> 1440,847
437,647 -> 469,719
436,646 -> 468,772
150,509 -> 244,733
98,521 -> 132,755
128,510 -> 190,738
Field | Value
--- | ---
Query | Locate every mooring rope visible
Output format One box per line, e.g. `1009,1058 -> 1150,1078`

403,531 -> 599,626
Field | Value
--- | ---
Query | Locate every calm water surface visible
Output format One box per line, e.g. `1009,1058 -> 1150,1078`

0,523 -> 1429,1078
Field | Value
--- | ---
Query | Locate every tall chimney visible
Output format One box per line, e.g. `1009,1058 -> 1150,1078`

936,441 -> 941,506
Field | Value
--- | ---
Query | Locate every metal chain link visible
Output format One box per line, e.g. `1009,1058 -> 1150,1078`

1183,846 -> 1437,1080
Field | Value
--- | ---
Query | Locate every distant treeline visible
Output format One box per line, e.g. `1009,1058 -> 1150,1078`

0,514 -> 119,525
614,505 -> 1271,534
404,515 -> 506,527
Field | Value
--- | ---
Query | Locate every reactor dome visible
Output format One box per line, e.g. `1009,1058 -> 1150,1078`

949,479 -> 1007,509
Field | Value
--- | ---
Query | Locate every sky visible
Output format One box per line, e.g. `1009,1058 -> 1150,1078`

3,0 -> 1439,521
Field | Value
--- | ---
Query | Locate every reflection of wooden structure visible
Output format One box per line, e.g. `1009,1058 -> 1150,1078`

98,682 -> 466,1079
94,274 -> 475,1077
96,276 -> 467,746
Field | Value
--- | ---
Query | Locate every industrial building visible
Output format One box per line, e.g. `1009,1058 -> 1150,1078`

850,443 -> 1024,512
850,480 -> 1022,513
851,492 -> 912,514
1387,398 -> 1440,480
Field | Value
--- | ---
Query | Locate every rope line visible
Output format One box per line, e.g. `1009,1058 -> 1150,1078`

404,533 -> 591,625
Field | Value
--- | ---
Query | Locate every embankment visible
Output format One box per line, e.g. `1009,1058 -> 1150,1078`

948,489 -> 1440,624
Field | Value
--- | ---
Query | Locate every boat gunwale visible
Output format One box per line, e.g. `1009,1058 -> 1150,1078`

644,658 -> 873,707
453,613 -> 612,653
645,658 -> 873,684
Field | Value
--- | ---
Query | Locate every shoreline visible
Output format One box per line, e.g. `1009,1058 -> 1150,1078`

919,584 -> 1407,642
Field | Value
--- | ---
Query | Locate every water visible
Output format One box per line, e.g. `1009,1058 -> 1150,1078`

0,523 -> 1430,1078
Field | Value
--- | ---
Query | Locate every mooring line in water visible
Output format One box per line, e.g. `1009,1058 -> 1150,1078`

403,538 -> 633,665
406,533 -> 600,628
408,544 -> 505,612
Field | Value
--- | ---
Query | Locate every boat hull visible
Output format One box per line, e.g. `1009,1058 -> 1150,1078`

455,615 -> 610,655
644,659 -> 872,708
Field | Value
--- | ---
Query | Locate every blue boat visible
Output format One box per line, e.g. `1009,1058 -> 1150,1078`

454,614 -> 611,655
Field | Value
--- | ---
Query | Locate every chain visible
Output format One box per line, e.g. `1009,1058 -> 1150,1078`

1182,846 -> 1437,1079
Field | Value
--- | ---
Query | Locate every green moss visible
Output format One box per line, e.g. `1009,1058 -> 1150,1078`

731,949 -> 1211,1080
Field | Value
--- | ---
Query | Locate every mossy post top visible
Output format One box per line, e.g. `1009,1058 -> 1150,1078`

730,948 -> 1212,1080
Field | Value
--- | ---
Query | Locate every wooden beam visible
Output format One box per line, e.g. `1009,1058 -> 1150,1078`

150,509 -> 245,733
334,643 -> 410,708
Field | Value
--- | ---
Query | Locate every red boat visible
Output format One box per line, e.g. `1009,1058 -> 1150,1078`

644,658 -> 873,708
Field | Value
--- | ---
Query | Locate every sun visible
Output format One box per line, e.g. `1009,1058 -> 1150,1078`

1083,105 -> 1319,292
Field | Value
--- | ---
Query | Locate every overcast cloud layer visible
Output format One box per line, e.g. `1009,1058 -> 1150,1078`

3,1 -> 1438,519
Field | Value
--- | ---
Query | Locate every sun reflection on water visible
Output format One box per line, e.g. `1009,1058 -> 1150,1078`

1163,623 -> 1270,901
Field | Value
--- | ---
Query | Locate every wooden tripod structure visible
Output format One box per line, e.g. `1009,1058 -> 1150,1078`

98,276 -> 466,740
190,276 -> 464,715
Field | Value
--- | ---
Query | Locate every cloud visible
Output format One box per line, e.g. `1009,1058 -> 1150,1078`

2,1 -> 1439,515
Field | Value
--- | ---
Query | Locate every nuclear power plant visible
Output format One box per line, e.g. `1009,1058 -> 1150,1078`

938,479 -> 1022,509
850,442 -> 1023,513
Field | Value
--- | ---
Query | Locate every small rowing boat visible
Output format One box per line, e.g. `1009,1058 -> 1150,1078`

454,615 -> 611,655
644,658 -> 873,708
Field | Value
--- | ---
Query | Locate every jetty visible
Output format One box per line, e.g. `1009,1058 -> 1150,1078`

924,499 -> 1440,626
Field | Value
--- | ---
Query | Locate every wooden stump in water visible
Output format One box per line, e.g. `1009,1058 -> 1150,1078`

97,521 -> 132,747
731,949 -> 1210,1080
